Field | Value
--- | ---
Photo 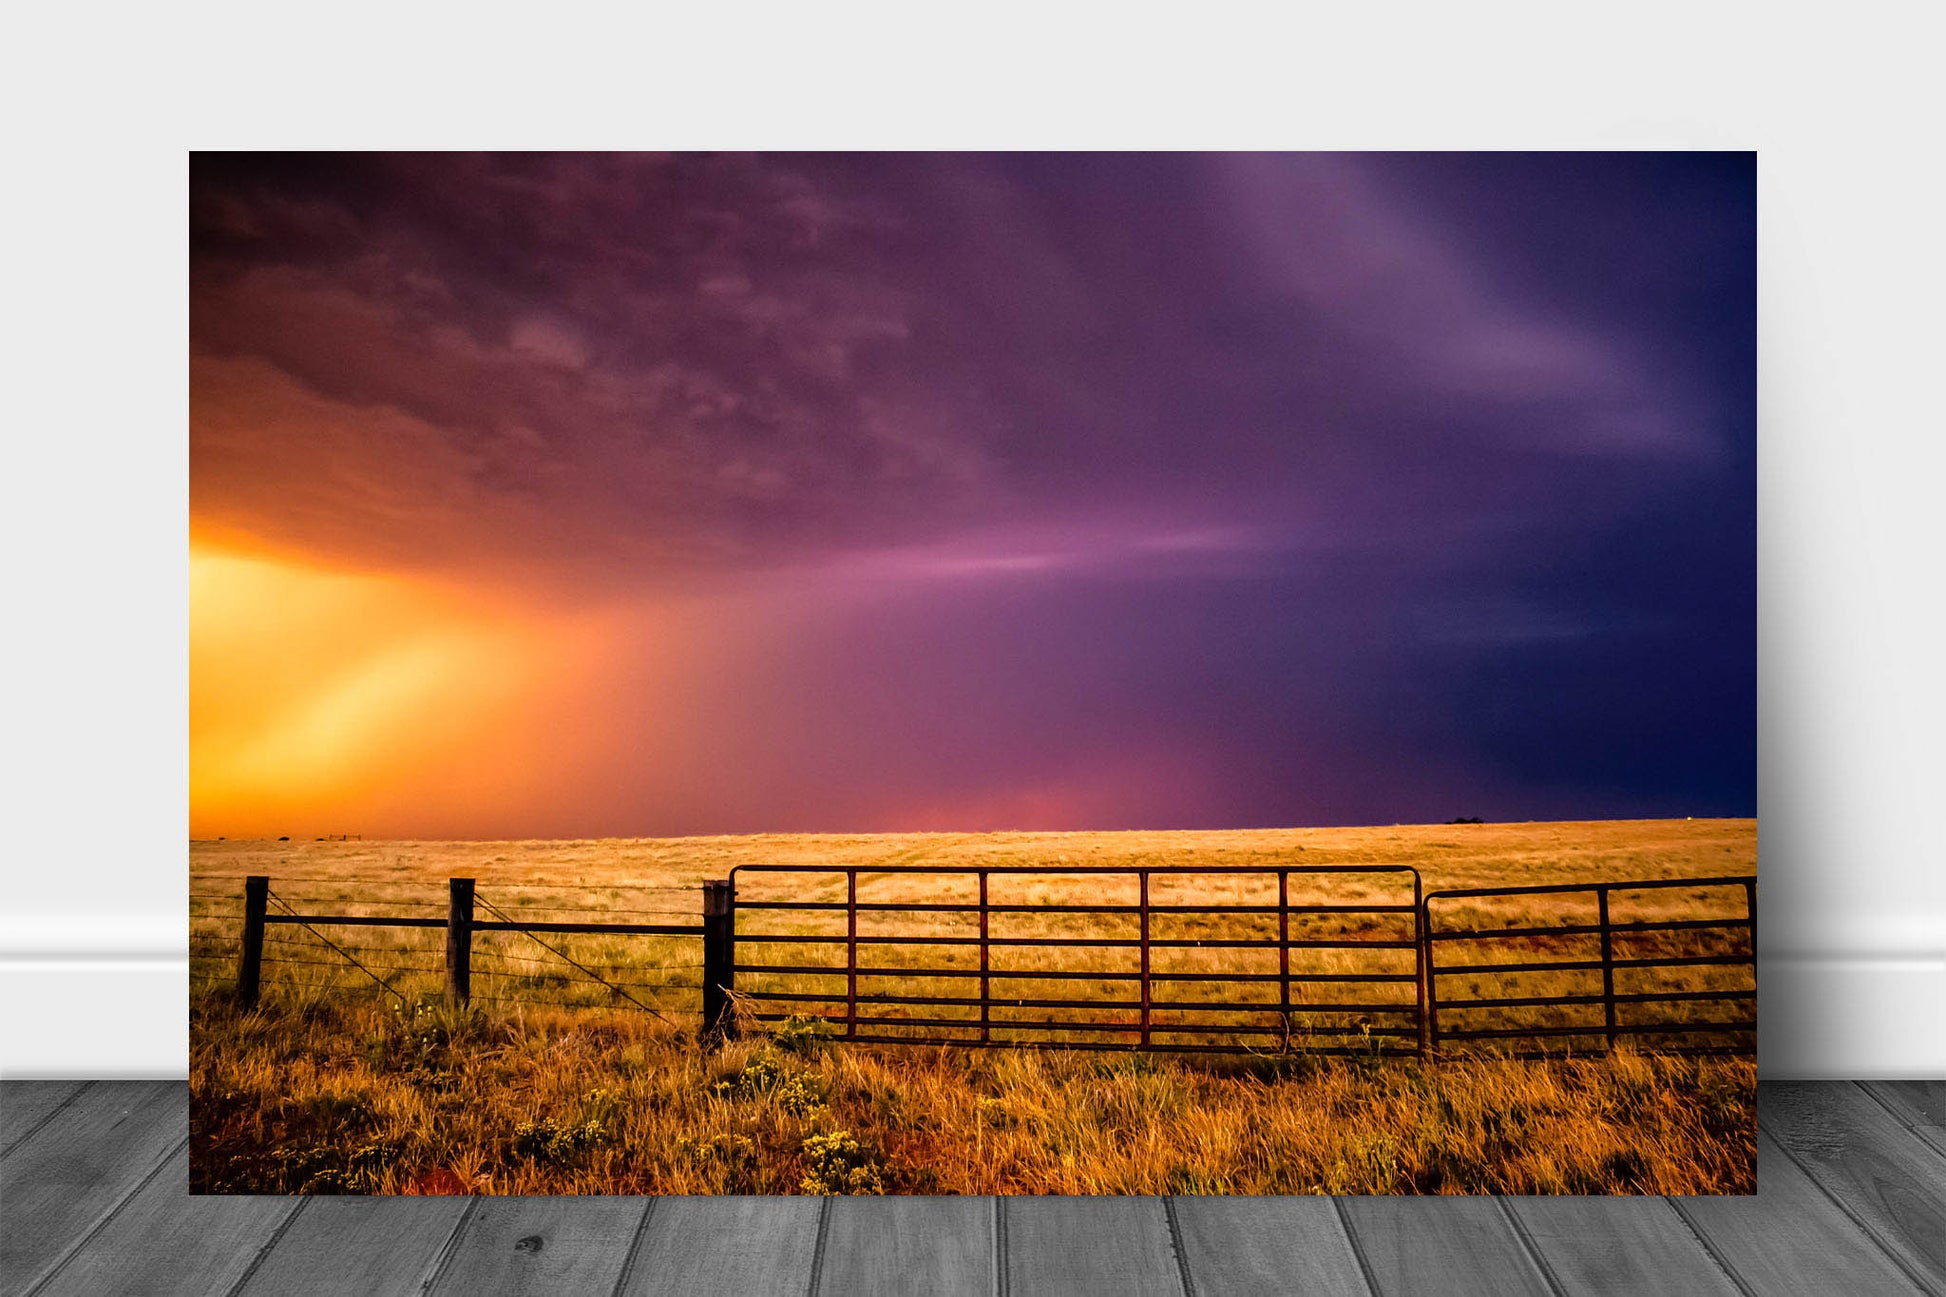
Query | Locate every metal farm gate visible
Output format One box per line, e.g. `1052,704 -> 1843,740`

725,863 -> 1428,1055
1420,875 -> 1757,1057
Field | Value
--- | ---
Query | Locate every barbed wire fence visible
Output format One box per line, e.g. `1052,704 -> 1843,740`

470,890 -> 693,1023
191,876 -> 706,1022
259,888 -> 442,997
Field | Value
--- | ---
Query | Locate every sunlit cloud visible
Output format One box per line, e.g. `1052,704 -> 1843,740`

808,522 -> 1293,587
188,153 -> 1755,833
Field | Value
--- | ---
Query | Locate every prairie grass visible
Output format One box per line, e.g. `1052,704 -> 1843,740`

190,995 -> 1753,1195
189,819 -> 1756,1195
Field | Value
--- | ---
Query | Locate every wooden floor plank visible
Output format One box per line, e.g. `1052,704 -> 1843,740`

0,1080 -> 91,1157
1336,1196 -> 1551,1297
428,1197 -> 649,1296
33,1145 -> 298,1297
0,1080 -> 183,1294
1675,1130 -> 1927,1296
618,1197 -> 822,1296
1003,1198 -> 1183,1297
1762,1079 -> 1946,1291
1170,1197 -> 1371,1297
814,1196 -> 992,1296
1502,1196 -> 1739,1296
1860,1080 -> 1946,1157
234,1196 -> 473,1297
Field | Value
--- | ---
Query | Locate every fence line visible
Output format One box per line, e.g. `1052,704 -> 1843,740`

207,868 -> 1756,1059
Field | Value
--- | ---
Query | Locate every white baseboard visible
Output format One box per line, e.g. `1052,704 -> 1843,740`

2,946 -> 1938,1080
0,914 -> 189,1079
1,959 -> 188,1078
1757,951 -> 1945,1079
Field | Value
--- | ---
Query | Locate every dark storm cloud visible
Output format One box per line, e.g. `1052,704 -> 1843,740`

193,154 -> 1739,571
191,153 -> 1000,578
190,152 -> 1753,825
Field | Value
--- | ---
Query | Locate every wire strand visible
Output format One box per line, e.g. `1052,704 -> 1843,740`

265,890 -> 410,999
475,904 -> 695,917
261,955 -> 441,975
472,881 -> 697,892
473,891 -> 675,1025
470,968 -> 700,990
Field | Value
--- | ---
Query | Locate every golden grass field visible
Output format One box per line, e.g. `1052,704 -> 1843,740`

189,818 -> 1756,1195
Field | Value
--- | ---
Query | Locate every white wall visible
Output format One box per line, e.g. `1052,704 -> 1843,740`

1,4 -> 1940,1077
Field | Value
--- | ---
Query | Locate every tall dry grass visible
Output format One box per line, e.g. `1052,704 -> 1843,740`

190,995 -> 1753,1196
189,820 -> 1756,1195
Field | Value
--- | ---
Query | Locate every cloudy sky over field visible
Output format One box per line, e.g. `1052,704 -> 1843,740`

190,152 -> 1754,838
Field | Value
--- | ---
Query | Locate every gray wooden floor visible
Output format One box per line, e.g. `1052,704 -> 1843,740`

3,1081 -> 1941,1296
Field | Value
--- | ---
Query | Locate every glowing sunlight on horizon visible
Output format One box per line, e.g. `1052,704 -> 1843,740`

189,545 -> 611,838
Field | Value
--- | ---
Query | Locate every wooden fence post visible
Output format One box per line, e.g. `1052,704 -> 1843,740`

702,879 -> 736,1040
237,875 -> 267,1008
446,878 -> 474,1008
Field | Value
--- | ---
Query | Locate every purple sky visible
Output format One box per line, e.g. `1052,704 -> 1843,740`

190,152 -> 1754,835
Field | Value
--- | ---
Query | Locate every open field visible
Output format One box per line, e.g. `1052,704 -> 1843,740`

191,818 -> 1756,899
190,819 -> 1756,1194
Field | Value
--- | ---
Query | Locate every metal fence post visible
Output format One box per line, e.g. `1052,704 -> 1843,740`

1139,871 -> 1151,1049
979,870 -> 990,1045
846,871 -> 858,1041
1413,874 -> 1429,1060
446,878 -> 474,1007
1278,870 -> 1290,1023
702,879 -> 736,1040
237,875 -> 267,1008
1421,892 -> 1441,1057
1597,885 -> 1616,1050
1744,878 -> 1758,966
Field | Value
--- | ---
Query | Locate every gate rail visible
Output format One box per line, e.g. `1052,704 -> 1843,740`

726,863 -> 1426,1055
1421,874 -> 1756,1056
